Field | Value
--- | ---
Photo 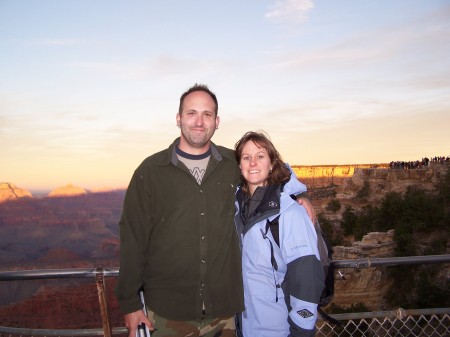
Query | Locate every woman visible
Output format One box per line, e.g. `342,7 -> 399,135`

234,131 -> 325,337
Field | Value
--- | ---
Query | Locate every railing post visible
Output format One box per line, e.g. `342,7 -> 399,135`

95,267 -> 113,337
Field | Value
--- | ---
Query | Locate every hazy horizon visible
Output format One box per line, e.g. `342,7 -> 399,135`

4,158 -> 448,193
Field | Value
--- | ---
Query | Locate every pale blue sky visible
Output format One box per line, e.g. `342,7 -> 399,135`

1,0 -> 449,191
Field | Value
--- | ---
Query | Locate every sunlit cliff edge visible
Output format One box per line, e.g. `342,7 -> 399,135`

291,163 -> 389,188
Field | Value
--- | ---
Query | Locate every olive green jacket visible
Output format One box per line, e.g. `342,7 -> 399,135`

115,138 -> 244,320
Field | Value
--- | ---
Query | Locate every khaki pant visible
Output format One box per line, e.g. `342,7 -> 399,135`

148,310 -> 236,337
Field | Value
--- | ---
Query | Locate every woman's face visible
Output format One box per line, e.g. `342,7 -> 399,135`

239,140 -> 272,195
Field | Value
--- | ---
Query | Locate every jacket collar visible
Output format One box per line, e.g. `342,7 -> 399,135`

236,184 -> 281,236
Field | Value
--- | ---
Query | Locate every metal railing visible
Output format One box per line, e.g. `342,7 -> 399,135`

1,255 -> 449,337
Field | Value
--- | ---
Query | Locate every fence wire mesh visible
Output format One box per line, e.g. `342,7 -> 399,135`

317,312 -> 449,337
0,311 -> 449,337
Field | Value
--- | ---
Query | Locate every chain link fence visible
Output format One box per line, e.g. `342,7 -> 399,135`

316,308 -> 450,337
1,309 -> 449,337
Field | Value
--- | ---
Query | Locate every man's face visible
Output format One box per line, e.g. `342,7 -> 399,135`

176,91 -> 220,154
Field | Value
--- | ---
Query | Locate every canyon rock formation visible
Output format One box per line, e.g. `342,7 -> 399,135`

299,163 -> 449,311
332,231 -> 396,310
0,183 -> 32,202
48,184 -> 87,197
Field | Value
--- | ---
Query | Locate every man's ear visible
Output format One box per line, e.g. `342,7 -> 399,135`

215,115 -> 220,129
176,113 -> 180,127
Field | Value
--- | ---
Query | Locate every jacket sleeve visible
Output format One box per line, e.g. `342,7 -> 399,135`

280,207 -> 325,337
114,167 -> 153,314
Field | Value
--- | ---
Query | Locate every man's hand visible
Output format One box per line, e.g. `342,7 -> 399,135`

297,197 -> 317,224
124,310 -> 154,337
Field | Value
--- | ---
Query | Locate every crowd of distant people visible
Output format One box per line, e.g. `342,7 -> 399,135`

389,156 -> 450,169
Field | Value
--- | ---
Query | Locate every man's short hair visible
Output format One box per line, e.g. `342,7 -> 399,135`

179,83 -> 218,115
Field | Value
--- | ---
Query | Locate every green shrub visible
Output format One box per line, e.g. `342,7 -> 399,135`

340,206 -> 357,236
356,180 -> 370,199
326,198 -> 341,212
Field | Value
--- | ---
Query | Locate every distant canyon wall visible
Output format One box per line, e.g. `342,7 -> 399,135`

292,164 -> 387,188
292,163 -> 446,189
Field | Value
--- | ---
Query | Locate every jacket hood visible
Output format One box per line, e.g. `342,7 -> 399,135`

282,163 -> 307,196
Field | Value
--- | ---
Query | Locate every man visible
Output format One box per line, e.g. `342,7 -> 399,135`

115,84 -> 315,337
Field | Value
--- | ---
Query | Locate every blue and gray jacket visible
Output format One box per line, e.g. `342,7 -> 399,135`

235,170 -> 325,337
